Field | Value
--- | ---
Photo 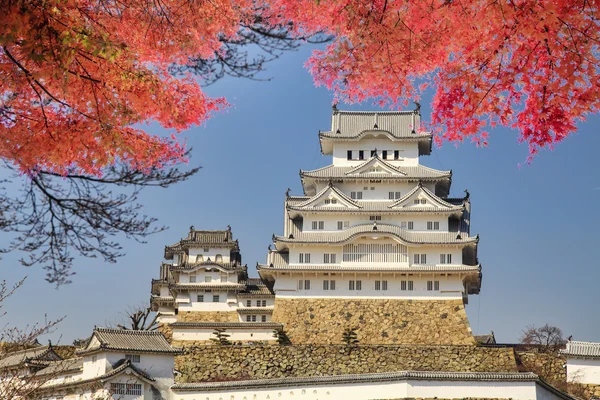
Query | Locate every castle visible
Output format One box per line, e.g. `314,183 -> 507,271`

5,107 -> 600,400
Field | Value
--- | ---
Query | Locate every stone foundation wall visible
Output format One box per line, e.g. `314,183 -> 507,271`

174,344 -> 517,382
178,311 -> 239,322
582,383 -> 600,399
271,298 -> 475,345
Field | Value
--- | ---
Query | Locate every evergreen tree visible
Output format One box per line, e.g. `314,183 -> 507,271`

210,328 -> 232,345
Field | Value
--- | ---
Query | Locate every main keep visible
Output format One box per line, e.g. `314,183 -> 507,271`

152,106 -> 482,346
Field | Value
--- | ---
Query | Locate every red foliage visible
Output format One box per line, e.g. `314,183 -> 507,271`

272,0 -> 599,159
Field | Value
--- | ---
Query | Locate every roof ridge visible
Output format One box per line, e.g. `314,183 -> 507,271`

94,327 -> 164,336
0,344 -> 49,358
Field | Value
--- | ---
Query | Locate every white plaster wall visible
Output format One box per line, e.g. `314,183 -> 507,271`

331,138 -> 420,166
237,298 -> 275,308
187,248 -> 230,264
178,292 -> 238,312
179,270 -> 234,284
566,358 -> 600,384
172,328 -> 276,342
82,352 -> 108,379
173,378 -> 550,400
287,244 -> 463,267
302,213 -> 449,232
273,273 -> 464,299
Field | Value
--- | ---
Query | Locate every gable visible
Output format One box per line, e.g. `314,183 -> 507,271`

345,157 -> 407,177
293,184 -> 361,210
389,185 -> 458,210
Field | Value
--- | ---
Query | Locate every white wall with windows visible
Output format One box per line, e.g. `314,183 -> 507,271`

179,270 -> 237,284
185,247 -> 231,264
302,214 -> 450,232
177,291 -> 238,312
331,138 -> 420,166
272,273 -> 465,299
312,182 -> 438,201
236,298 -> 275,308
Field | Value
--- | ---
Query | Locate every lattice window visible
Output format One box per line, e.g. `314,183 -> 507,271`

343,243 -> 407,263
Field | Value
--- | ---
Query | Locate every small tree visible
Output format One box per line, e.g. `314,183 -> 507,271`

342,327 -> 359,346
272,329 -> 291,345
110,304 -> 159,331
210,328 -> 232,346
520,324 -> 567,352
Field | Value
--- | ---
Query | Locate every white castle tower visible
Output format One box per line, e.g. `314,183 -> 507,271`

258,106 -> 481,345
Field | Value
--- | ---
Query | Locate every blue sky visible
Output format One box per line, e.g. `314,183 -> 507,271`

3,44 -> 600,345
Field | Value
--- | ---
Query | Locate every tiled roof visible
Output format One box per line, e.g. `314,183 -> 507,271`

171,370 -> 540,391
561,341 -> 600,358
321,110 -> 430,140
170,322 -> 283,329
37,359 -> 155,392
35,357 -> 83,376
301,163 -> 450,181
474,332 -> 496,345
0,345 -> 60,370
236,307 -> 274,315
164,228 -> 239,259
170,283 -> 245,291
274,223 -> 478,246
77,328 -> 182,356
170,261 -> 244,271
258,261 -> 481,274
237,278 -> 275,297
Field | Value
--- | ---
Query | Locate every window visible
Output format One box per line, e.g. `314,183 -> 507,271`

401,221 -> 407,228
394,150 -> 400,160
246,300 -> 252,307
324,253 -> 336,263
304,280 -> 311,290
363,186 -> 369,190
246,315 -> 257,322
375,280 -> 381,290
356,280 -> 362,290
349,280 -> 355,290
347,150 -> 353,160
330,280 -> 336,290
401,280 -> 407,291
299,253 -> 310,263
350,191 -> 363,199
369,215 -> 382,221
323,280 -> 329,290
337,221 -> 343,230
298,280 -> 303,290
213,295 -> 220,302
297,279 -> 311,290
370,186 -> 375,190
414,199 -> 420,205
408,221 -> 414,230
440,254 -> 452,264
359,150 -> 364,160
261,300 -> 267,307
324,199 -> 337,205
215,254 -> 223,263
203,248 -> 209,252
312,221 -> 324,230
319,221 -> 324,229
428,221 -> 440,230
196,254 -> 204,263
189,275 -> 196,283
435,281 -> 440,291
421,199 -> 427,204
382,280 -> 388,290
261,315 -> 267,322
344,221 -> 350,228
111,383 -> 142,396
408,280 -> 414,291
375,280 -> 388,291
125,354 -> 140,363
205,276 -> 212,283
197,295 -> 204,302
427,280 -> 433,291
382,150 -> 388,159
413,254 -> 427,264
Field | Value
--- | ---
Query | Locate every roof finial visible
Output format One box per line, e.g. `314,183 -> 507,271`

189,225 -> 194,232
227,225 -> 231,232
373,221 -> 378,231
268,244 -> 272,251
464,189 -> 470,199
414,100 -> 421,114
373,123 -> 378,129
285,188 -> 291,198
332,103 -> 339,114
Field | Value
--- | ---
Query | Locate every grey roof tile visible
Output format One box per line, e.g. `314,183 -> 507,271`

322,110 -> 430,140
0,345 -> 60,370
275,223 -> 478,246
561,341 -> 600,358
170,322 -> 282,329
77,328 -> 182,355
35,357 -> 83,376
301,163 -> 450,181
